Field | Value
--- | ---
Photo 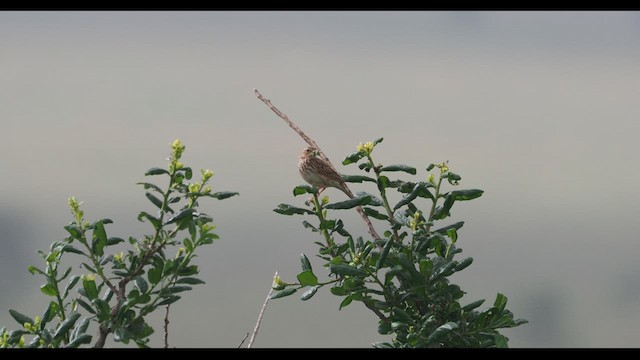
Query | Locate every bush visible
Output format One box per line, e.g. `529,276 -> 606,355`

0,140 -> 237,348
271,138 -> 527,348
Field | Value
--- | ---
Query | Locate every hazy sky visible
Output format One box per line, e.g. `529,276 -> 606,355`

1,11 -> 640,348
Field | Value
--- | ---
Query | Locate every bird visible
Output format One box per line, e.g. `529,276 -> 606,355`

298,146 -> 354,199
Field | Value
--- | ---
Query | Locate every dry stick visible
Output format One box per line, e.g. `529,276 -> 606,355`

253,89 -> 381,241
237,333 -> 250,349
163,305 -> 170,349
247,271 -> 277,348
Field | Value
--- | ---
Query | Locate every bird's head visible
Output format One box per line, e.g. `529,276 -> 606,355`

300,146 -> 320,159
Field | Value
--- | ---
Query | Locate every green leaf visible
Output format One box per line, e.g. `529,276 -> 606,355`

419,259 -> 433,276
93,298 -> 111,322
461,299 -> 485,313
301,221 -> 318,232
358,163 -> 372,172
373,137 -> 384,145
377,175 -> 390,192
451,189 -> 484,201
347,236 -> 355,254
342,151 -> 365,165
176,277 -> 205,285
157,296 -> 181,307
145,167 -> 169,176
377,321 -> 392,335
273,203 -> 314,216
339,295 -> 354,309
426,163 -> 435,171
82,277 -> 99,301
75,299 -> 96,314
63,275 -> 81,298
165,286 -> 192,294
432,261 -> 457,280
427,322 -> 458,344
61,245 -> 85,255
300,254 -> 312,271
433,194 -> 455,220
178,265 -> 199,276
165,208 -> 196,225
136,182 -> 165,195
446,228 -> 458,244
293,185 -> 316,196
209,191 -> 239,200
70,317 -> 91,341
393,183 -> 423,211
53,312 -> 81,340
330,264 -> 367,277
66,334 -> 92,348
60,263 -> 74,281
455,257 -> 473,271
380,164 -> 417,175
341,175 -> 376,183
27,265 -> 45,275
445,172 -> 462,185
434,221 -> 465,235
319,219 -> 336,231
9,309 -> 33,326
270,288 -> 298,300
493,293 -> 508,313
107,237 -> 125,246
81,262 -> 97,274
392,307 -> 414,324
148,267 -> 162,285
137,211 -> 160,228
330,286 -> 348,296
300,286 -> 320,301
325,195 -> 372,210
297,270 -> 318,287
146,192 -> 170,212
134,277 -> 149,293
494,334 -> 508,348
182,167 -> 193,180
40,283 -> 58,297
92,221 -> 107,257
376,239 -> 394,271
64,225 -> 83,240
40,302 -> 59,329
355,192 -> 383,206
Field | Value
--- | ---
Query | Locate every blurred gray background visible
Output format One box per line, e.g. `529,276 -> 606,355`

1,11 -> 639,348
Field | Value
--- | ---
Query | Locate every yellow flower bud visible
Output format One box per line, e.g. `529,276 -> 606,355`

188,183 -> 200,193
272,275 -> 286,290
363,142 -> 375,154
427,173 -> 435,184
201,169 -> 214,180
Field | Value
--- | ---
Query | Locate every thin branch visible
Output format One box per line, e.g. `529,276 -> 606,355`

237,333 -> 250,349
364,300 -> 390,324
164,304 -> 170,349
254,89 -> 381,241
247,271 -> 277,348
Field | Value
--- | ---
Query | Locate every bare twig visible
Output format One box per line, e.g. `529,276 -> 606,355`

247,271 -> 277,348
164,304 -> 170,349
254,89 -> 381,241
237,333 -> 250,348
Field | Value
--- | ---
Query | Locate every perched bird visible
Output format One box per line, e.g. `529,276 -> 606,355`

298,146 -> 354,198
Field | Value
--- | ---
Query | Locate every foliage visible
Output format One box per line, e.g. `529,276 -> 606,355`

272,138 -> 527,348
0,140 -> 237,348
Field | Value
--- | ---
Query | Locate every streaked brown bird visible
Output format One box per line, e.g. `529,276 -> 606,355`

298,146 -> 354,199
